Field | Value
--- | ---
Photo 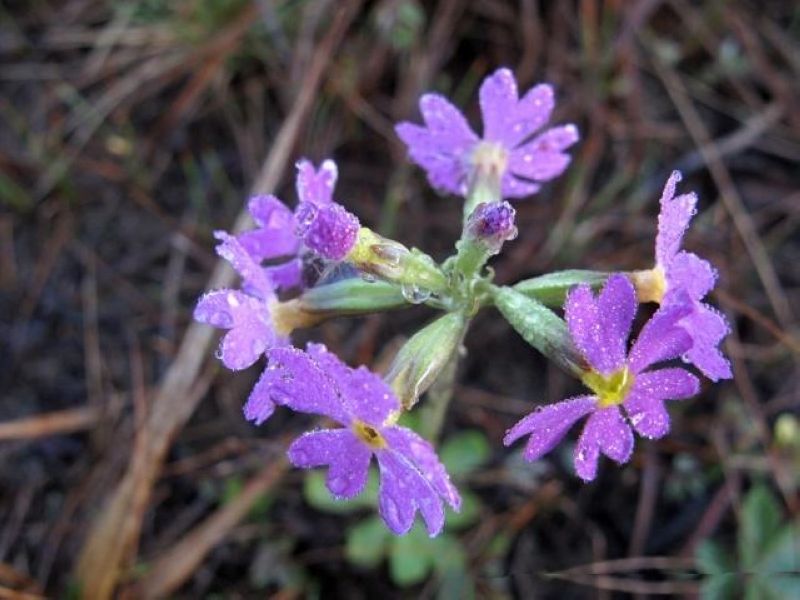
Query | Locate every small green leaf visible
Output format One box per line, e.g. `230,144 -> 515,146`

696,541 -> 734,575
700,574 -> 738,600
740,484 -> 783,568
756,523 -> 800,578
303,469 -> 378,514
440,430 -> 491,477
345,517 -> 391,569
389,524 -> 436,586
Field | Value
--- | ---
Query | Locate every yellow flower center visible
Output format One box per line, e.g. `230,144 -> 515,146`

582,367 -> 635,408
352,420 -> 387,449
630,266 -> 667,304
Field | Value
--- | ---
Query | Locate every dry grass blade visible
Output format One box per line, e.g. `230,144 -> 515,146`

73,4 -> 363,597
0,407 -> 100,441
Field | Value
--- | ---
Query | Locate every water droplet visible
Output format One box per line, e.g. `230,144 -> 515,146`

226,292 -> 240,307
360,272 -> 377,283
630,413 -> 645,426
401,284 -> 431,304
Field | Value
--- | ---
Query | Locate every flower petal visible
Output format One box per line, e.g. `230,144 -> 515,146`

296,158 -> 337,206
623,368 -> 699,439
265,258 -> 303,290
376,450 -> 445,537
479,67 -> 519,143
254,347 -> 350,424
565,276 -> 634,374
503,395 -> 596,462
628,301 -> 694,373
195,289 -> 277,371
214,231 -> 274,299
239,195 -> 300,260
288,429 -> 372,499
306,343 -> 399,425
655,171 -> 698,267
382,427 -> 461,510
681,303 -> 733,381
574,406 -> 633,481
665,251 -> 717,302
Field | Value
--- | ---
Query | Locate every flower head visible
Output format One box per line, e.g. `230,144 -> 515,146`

636,171 -> 732,381
395,67 -> 578,199
194,232 -> 289,370
246,343 -> 460,536
504,275 -> 700,481
234,159 -> 360,287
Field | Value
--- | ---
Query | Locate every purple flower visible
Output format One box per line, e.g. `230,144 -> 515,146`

395,67 -> 578,199
194,232 -> 289,370
504,275 -> 700,481
651,171 -> 732,381
245,343 -> 461,536
236,159 -> 360,282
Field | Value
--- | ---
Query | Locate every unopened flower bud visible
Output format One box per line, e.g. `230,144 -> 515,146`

466,201 -> 517,255
296,202 -> 360,261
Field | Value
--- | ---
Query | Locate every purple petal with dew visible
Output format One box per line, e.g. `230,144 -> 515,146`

655,171 -> 698,266
507,83 -> 556,147
259,347 -> 350,424
597,274 -> 637,371
574,406 -> 633,481
376,450 -> 445,537
288,429 -> 372,499
665,251 -> 717,302
501,175 -> 542,199
395,122 -> 472,195
565,279 -> 631,375
302,203 -> 360,261
478,67 -> 519,143
244,364 -> 278,425
296,158 -> 337,206
219,315 -> 275,371
508,124 -> 578,180
237,228 -> 300,263
504,395 -> 596,461
265,258 -> 303,291
248,194 -> 295,229
681,303 -> 733,381
382,427 -> 461,510
306,343 -> 399,425
623,367 -> 700,439
214,231 -> 274,299
419,93 -> 478,143
628,300 -> 694,374
195,289 -> 277,371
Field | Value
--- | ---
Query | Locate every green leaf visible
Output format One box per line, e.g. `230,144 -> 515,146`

389,524 -> 436,586
696,541 -> 734,575
513,270 -> 608,307
700,574 -> 738,600
303,469 -> 378,514
440,430 -> 491,477
740,484 -> 783,568
756,522 -> 800,578
345,517 -> 391,569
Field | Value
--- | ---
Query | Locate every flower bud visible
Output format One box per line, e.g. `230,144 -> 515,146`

385,312 -> 468,410
465,201 -> 517,255
296,202 -> 360,261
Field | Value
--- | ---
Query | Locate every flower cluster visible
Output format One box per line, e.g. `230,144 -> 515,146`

194,67 -> 732,536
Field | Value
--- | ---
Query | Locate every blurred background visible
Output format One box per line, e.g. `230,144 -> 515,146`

1,1 -> 799,598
